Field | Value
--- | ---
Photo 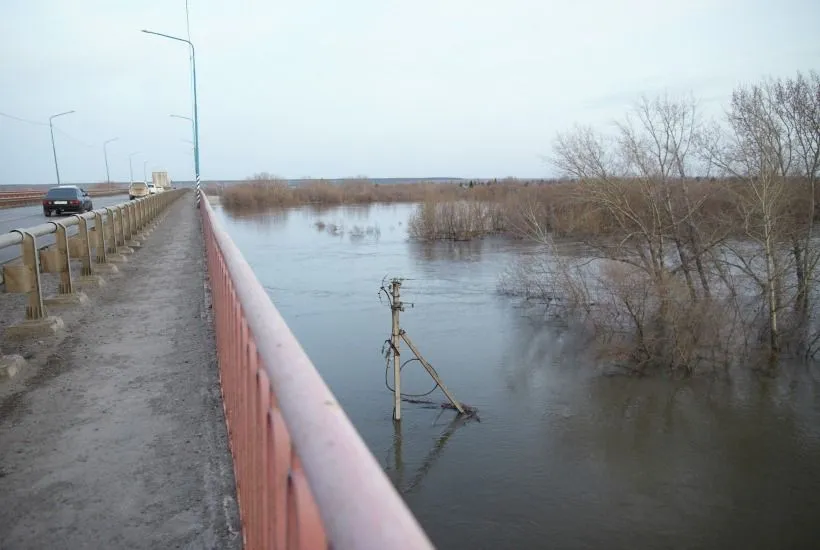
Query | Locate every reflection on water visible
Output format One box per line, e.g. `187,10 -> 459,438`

408,239 -> 485,263
215,203 -> 820,550
386,414 -> 474,496
222,207 -> 291,228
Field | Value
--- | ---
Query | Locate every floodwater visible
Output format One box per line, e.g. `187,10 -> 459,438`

214,202 -> 820,550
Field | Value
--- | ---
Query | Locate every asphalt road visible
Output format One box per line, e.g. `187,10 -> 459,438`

0,194 -> 128,266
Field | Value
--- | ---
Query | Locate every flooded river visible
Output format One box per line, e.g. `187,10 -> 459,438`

214,202 -> 820,549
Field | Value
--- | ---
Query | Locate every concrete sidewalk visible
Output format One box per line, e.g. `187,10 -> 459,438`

0,199 -> 240,549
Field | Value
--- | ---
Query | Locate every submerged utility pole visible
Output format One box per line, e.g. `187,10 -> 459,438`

391,279 -> 403,421
383,277 -> 469,422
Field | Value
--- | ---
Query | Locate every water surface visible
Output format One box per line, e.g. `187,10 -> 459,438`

215,203 -> 820,550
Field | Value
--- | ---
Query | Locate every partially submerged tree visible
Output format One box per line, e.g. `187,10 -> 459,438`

511,71 -> 820,374
704,71 -> 820,363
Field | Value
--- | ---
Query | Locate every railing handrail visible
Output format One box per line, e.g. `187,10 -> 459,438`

0,202 -> 126,251
202,195 -> 435,550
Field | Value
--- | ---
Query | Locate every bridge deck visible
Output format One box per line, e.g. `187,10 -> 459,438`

0,200 -> 240,549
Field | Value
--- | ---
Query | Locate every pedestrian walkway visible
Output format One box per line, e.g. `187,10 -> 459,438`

0,200 -> 240,549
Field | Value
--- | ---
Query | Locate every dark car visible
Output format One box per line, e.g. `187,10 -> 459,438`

42,186 -> 94,217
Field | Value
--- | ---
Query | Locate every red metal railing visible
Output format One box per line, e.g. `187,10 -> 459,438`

201,195 -> 435,550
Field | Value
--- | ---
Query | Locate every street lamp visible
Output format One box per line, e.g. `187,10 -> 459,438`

104,137 -> 118,188
129,151 -> 140,183
49,110 -> 75,186
143,160 -> 148,183
142,29 -> 201,207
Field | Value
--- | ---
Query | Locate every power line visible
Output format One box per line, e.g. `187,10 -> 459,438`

0,111 -> 48,126
0,113 -> 94,148
52,127 -> 94,148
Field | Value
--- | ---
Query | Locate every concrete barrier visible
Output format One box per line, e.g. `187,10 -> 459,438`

0,189 -> 187,341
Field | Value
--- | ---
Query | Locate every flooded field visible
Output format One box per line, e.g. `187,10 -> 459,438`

214,202 -> 820,550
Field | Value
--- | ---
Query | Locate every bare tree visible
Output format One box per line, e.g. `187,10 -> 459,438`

497,72 -> 819,373
702,71 -> 820,363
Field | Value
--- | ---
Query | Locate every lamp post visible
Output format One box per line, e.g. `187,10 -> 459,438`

142,29 -> 201,207
49,110 -> 75,186
143,160 -> 148,183
104,137 -> 118,189
129,151 -> 140,183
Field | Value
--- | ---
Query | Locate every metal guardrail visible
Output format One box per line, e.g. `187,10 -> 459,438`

0,189 -> 130,209
201,195 -> 434,550
0,190 -> 186,320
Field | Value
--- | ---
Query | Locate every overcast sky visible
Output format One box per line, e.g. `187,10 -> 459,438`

1,0 -> 817,186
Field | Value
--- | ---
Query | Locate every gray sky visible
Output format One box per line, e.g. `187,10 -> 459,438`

1,0 -> 818,186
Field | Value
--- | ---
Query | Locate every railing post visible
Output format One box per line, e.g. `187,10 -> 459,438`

122,203 -> 131,241
147,196 -> 155,226
138,199 -> 152,237
54,222 -> 74,294
104,208 -> 128,262
2,230 -> 64,339
114,207 -> 126,249
21,231 -> 45,320
124,203 -> 141,248
93,210 -> 108,265
140,198 -> 147,223
134,202 -> 142,241
75,215 -> 94,276
129,203 -> 137,238
93,210 -> 120,272
72,214 -> 106,287
41,221 -> 88,307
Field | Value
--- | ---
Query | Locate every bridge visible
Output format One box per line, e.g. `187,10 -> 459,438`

0,190 -> 435,549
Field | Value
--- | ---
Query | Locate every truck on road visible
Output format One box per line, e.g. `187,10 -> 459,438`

152,171 -> 172,191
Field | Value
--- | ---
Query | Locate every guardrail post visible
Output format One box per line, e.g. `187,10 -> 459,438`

135,199 -> 150,238
121,204 -> 131,240
3,231 -> 64,339
91,211 -> 118,274
114,206 -> 133,255
131,203 -> 138,238
70,214 -> 106,287
149,195 -> 159,226
141,199 -> 151,233
41,221 -> 88,307
104,208 -> 128,263
124,203 -> 141,248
